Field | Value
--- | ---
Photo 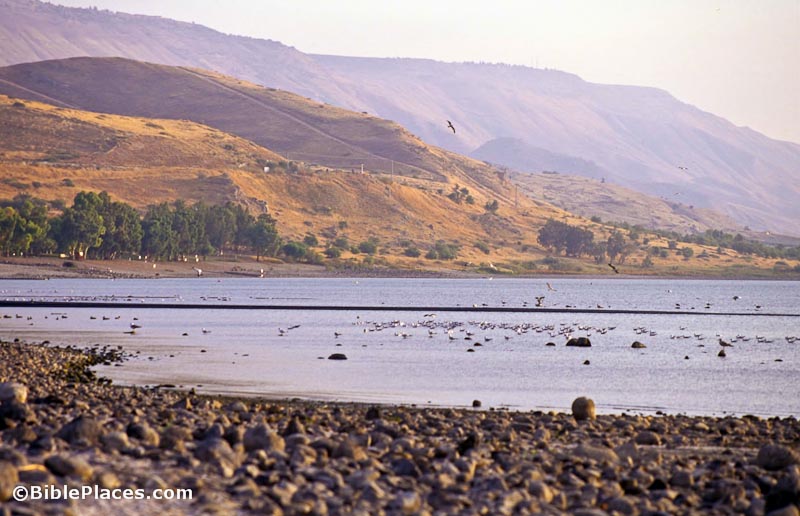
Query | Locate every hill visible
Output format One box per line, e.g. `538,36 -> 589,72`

0,93 -> 565,270
1,0 -> 799,235
2,94 -> 796,277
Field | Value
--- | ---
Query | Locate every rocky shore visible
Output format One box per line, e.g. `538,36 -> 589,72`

1,340 -> 799,515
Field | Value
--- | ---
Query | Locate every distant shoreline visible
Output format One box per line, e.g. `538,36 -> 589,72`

0,256 -> 798,281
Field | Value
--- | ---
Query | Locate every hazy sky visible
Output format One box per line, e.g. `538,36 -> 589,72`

54,0 -> 800,143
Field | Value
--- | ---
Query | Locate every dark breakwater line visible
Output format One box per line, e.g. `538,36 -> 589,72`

0,300 -> 797,317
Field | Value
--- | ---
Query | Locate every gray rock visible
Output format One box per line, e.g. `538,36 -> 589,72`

243,423 -> 285,452
566,337 -> 592,347
528,481 -> 554,503
282,417 -> 306,437
0,461 -> 19,502
127,422 -> 160,447
194,438 -> 239,478
472,399 -> 482,408
44,454 -> 93,480
332,438 -> 367,461
757,444 -> 799,471
101,431 -> 131,452
391,457 -> 421,477
56,415 -> 102,445
634,430 -> 662,446
572,397 -> 597,421
574,443 -> 620,464
0,382 -> 28,404
0,400 -> 36,425
606,497 -> 636,515
328,353 -> 348,360
670,469 -> 694,488
393,491 -> 422,515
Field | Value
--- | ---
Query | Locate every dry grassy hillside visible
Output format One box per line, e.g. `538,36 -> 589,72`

0,96 -> 795,277
511,172 -> 741,235
0,57 -> 451,181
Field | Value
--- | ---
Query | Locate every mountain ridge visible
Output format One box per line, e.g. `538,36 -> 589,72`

1,0 -> 799,235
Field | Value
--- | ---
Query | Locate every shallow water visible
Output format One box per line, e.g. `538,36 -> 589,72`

1,277 -> 798,416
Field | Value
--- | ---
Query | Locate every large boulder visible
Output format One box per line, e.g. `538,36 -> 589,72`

572,397 -> 596,421
756,444 -> 799,471
566,337 -> 592,347
0,383 -> 28,404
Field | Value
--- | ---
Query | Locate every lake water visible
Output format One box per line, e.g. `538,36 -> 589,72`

1,277 -> 799,417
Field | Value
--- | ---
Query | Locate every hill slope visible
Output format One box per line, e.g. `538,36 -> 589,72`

3,94 -> 795,277
2,0 -> 799,235
0,94 -> 577,271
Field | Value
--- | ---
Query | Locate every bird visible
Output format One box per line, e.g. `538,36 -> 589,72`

719,338 -> 733,347
608,263 -> 620,274
446,120 -> 456,133
192,267 -> 202,277
677,165 -> 689,170
546,282 -> 557,292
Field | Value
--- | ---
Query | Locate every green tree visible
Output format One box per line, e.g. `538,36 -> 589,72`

142,203 -> 177,260
281,241 -> 308,261
55,191 -> 106,259
95,193 -> 142,259
248,214 -> 281,261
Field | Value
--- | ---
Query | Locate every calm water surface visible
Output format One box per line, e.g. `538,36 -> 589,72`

1,277 -> 798,416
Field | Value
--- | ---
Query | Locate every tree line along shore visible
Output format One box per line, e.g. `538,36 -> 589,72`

0,339 -> 798,515
3,191 -> 800,278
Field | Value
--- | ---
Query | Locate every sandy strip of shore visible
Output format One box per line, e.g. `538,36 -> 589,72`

0,339 -> 798,515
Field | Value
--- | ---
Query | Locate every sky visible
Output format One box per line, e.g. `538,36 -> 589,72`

53,0 -> 800,143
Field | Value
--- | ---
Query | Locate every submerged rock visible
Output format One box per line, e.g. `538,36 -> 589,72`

566,337 -> 592,347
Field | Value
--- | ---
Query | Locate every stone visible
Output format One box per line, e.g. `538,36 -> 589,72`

566,337 -> 592,347
282,417 -> 306,437
528,481 -> 554,503
670,469 -> 693,488
365,406 -> 381,420
631,341 -> 647,349
328,353 -> 348,360
0,382 -> 28,404
0,400 -> 36,426
393,491 -> 422,515
574,443 -> 619,464
101,431 -> 131,452
194,438 -> 239,478
634,430 -> 662,446
127,422 -> 160,447
244,423 -> 285,453
572,397 -> 596,421
44,455 -> 94,480
0,461 -> 19,502
756,444 -> 798,471
472,399 -> 482,408
56,416 -> 102,445
391,457 -> 421,477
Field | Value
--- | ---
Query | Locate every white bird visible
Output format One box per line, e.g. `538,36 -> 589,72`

192,267 -> 202,277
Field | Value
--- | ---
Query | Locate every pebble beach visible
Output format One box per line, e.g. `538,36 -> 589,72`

1,340 -> 799,515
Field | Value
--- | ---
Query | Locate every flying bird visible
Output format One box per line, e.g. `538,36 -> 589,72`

677,166 -> 689,170
608,263 -> 620,274
546,282 -> 557,292
447,120 -> 456,133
